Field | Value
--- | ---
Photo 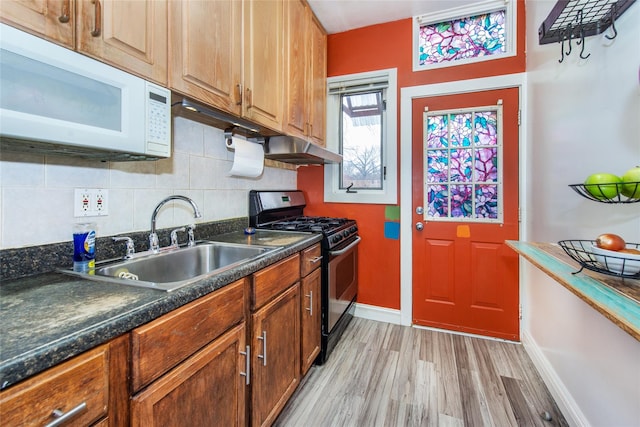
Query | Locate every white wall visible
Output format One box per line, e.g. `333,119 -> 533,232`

524,1 -> 640,426
0,117 -> 297,249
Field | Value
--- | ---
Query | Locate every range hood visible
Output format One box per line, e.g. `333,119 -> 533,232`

173,97 -> 342,165
263,135 -> 342,165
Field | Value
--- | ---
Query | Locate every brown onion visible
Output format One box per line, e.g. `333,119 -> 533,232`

595,233 -> 626,251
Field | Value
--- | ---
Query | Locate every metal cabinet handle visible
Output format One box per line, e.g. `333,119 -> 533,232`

257,330 -> 267,366
239,345 -> 250,385
328,236 -> 361,256
245,88 -> 252,108
309,256 -> 322,264
91,0 -> 101,37
236,84 -> 243,106
305,291 -> 313,316
58,0 -> 70,23
44,402 -> 87,427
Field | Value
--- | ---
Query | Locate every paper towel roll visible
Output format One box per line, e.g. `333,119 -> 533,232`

227,136 -> 264,178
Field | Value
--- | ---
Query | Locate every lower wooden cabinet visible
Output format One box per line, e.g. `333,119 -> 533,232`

131,322 -> 247,427
3,246 -> 322,427
251,283 -> 300,427
300,267 -> 321,375
0,334 -> 129,427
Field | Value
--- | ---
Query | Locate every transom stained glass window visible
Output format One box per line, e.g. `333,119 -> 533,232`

424,107 -> 503,222
418,10 -> 507,66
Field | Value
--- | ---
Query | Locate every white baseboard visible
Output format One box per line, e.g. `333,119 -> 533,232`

521,330 -> 589,427
353,303 -> 402,324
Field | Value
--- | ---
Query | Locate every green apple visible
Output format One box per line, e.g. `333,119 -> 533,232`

584,173 -> 622,200
620,166 -> 640,198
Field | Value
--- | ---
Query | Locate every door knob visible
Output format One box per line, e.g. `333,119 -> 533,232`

415,222 -> 424,231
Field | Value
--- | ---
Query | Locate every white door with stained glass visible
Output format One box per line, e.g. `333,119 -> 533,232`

411,88 -> 520,341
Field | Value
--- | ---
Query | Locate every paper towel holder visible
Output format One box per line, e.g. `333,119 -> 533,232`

224,127 -> 265,150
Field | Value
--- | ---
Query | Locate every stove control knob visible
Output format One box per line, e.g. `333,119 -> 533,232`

350,226 -> 357,233
343,230 -> 349,238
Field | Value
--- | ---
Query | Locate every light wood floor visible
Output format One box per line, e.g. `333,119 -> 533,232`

275,318 -> 568,427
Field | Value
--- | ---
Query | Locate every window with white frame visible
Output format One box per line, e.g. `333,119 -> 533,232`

324,69 -> 397,204
413,0 -> 516,71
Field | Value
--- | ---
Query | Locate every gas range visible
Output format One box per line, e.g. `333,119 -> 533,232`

249,190 -> 360,365
249,191 -> 358,250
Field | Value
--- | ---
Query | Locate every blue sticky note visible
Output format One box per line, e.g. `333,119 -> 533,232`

384,222 -> 400,240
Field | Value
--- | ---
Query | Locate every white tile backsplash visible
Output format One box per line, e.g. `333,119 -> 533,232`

0,117 -> 296,249
45,155 -> 110,188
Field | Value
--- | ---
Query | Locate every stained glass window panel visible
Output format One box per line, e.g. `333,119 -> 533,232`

451,184 -> 473,218
450,149 -> 473,182
423,107 -> 502,222
427,184 -> 448,217
475,185 -> 499,219
426,115 -> 448,148
419,10 -> 507,66
474,111 -> 498,145
474,147 -> 498,182
427,150 -> 448,182
450,113 -> 472,147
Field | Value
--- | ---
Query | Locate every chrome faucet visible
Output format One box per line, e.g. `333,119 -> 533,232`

149,195 -> 202,252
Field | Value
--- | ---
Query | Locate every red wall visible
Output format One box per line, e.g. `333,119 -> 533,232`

298,2 -> 526,310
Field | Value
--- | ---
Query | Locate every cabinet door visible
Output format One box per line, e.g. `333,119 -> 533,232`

283,0 -> 308,139
0,0 -> 74,48
251,284 -> 300,427
300,268 -> 321,375
168,0 -> 242,115
131,323 -> 247,427
308,13 -> 327,146
243,0 -> 284,132
76,0 -> 167,85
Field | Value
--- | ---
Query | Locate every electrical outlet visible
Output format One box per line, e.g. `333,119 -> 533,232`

74,188 -> 109,217
93,189 -> 109,215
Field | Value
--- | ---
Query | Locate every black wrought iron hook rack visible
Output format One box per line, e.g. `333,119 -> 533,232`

538,0 -> 636,62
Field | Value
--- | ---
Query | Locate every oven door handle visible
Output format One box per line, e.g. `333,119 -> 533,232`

329,236 -> 361,256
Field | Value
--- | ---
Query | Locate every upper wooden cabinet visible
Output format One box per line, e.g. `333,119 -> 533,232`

170,0 -> 285,133
1,0 -> 168,85
284,0 -> 327,146
76,0 -> 168,85
243,0 -> 285,132
0,0 -> 75,49
308,12 -> 327,146
168,0 -> 243,115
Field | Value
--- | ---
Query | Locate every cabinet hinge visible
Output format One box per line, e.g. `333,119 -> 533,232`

517,109 -> 521,126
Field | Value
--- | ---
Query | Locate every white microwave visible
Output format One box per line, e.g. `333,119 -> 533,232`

0,24 -> 171,161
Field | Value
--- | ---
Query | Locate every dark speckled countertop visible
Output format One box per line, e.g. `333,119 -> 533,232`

0,229 -> 321,390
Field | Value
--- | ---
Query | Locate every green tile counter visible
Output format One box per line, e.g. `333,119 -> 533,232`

0,230 -> 321,390
507,241 -> 640,341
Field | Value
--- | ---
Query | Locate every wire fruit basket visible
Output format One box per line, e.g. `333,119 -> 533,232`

569,182 -> 640,203
558,240 -> 640,279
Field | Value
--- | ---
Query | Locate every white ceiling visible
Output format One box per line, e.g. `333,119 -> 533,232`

307,0 -> 481,34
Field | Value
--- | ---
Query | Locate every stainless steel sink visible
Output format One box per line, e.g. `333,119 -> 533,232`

61,241 -> 280,292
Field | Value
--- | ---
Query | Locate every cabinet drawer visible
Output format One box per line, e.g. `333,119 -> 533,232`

131,279 -> 246,392
300,243 -> 322,277
0,344 -> 110,427
252,254 -> 300,309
